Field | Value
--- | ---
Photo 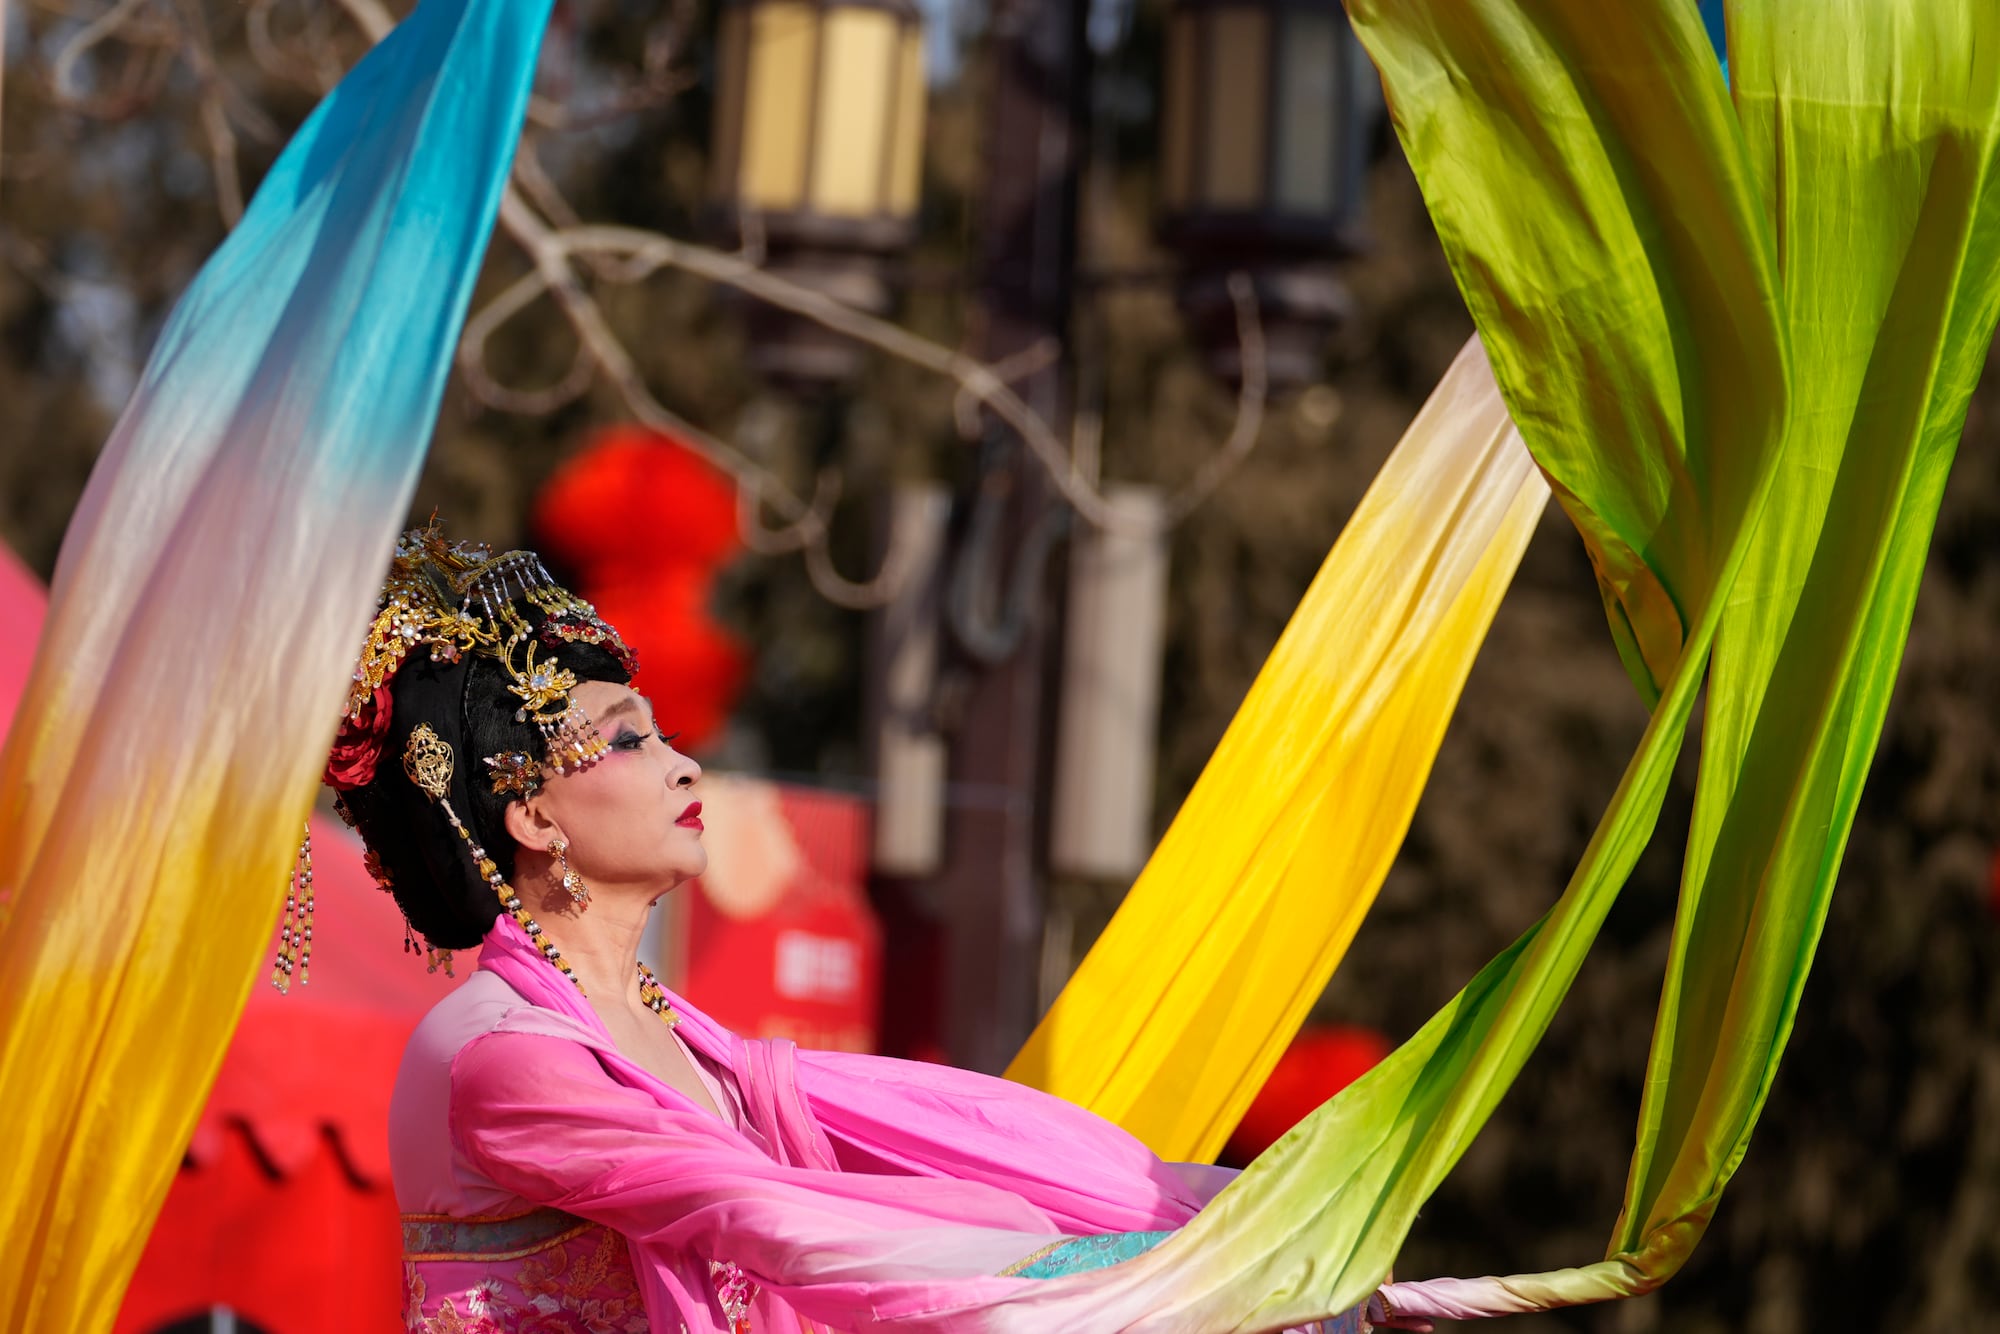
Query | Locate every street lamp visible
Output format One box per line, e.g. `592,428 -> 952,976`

709,0 -> 928,386
1157,0 -> 1374,389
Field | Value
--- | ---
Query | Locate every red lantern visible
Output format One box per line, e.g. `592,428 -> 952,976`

533,425 -> 740,570
533,426 -> 749,751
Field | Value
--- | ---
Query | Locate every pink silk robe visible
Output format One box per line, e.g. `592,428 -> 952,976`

390,917 -> 1376,1333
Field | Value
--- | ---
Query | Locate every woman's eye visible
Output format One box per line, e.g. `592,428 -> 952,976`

660,731 -> 682,746
613,730 -> 651,751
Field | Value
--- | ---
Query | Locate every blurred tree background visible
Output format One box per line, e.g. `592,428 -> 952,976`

2,0 -> 1997,1330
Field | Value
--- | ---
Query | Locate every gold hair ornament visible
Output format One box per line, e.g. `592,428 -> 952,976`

346,524 -> 634,728
484,750 -> 542,797
493,606 -> 610,776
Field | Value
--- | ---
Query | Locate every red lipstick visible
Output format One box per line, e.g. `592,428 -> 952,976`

675,800 -> 704,832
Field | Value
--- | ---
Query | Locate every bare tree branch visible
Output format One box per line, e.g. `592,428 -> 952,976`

481,218 -> 1269,539
527,0 -> 697,132
246,0 -> 344,94
332,0 -> 391,42
170,0 -> 247,222
457,265 -> 598,416
954,337 -> 1059,441
27,0 -> 1277,610
50,0 -> 151,94
489,187 -> 940,608
491,146 -> 947,602
49,0 -> 178,118
1160,273 -> 1266,525
195,86 -> 241,224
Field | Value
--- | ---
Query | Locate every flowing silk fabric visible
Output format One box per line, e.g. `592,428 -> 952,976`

920,1 -> 1999,1326
1316,0 -> 2000,1319
1599,1 -> 2000,1309
0,1 -> 552,1328
472,919 -> 1191,1330
475,918 -> 1399,1332
9,0 -> 1992,1328
1008,339 -> 1548,1163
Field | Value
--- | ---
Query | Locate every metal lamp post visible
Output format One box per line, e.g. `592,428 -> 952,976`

708,0 -> 928,386
1157,0 -> 1374,389
704,0 -> 1376,1067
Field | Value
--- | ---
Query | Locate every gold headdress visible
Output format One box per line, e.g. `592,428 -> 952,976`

272,522 -> 645,994
344,524 -> 638,787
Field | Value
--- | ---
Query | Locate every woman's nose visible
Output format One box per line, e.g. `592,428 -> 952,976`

671,754 -> 701,788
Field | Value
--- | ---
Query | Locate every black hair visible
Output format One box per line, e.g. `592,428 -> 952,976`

340,615 -> 630,950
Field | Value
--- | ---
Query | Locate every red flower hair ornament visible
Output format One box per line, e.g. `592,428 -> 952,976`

324,682 -> 394,791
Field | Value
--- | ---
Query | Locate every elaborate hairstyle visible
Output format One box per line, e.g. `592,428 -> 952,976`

289,524 -> 640,972
336,631 -> 629,952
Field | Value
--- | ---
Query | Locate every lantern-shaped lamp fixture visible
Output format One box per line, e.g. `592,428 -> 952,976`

710,0 -> 927,385
1157,0 -> 1374,389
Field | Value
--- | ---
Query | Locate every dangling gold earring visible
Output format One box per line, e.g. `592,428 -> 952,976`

550,837 -> 590,910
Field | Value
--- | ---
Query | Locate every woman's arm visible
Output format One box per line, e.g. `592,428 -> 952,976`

451,1032 -> 1414,1333
450,1033 -> 1066,1305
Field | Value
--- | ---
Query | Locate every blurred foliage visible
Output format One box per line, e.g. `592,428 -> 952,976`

2,1 -> 1997,1330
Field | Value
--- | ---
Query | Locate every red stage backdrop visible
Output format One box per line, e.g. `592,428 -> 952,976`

109,778 -> 882,1334
115,814 -> 468,1334
660,776 -> 883,1054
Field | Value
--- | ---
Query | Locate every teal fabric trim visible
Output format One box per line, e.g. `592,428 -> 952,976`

1002,1230 -> 1370,1331
1006,1231 -> 1174,1279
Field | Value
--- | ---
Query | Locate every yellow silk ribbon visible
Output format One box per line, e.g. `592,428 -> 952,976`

1007,338 -> 1548,1163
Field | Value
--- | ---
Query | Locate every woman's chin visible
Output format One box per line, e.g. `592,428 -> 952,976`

664,850 -> 709,885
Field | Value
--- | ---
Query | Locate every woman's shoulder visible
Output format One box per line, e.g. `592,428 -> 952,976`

404,971 -> 606,1067
390,972 -> 554,1212
391,974 -> 615,1189
405,970 -> 534,1062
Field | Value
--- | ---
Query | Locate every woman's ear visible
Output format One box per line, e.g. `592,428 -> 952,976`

503,797 -> 562,855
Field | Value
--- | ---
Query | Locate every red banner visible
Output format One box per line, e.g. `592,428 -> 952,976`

659,777 -> 883,1054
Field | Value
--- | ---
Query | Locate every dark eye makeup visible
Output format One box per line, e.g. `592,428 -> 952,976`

610,728 -> 681,752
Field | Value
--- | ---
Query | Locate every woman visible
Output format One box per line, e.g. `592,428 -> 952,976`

332,525 -> 1411,1334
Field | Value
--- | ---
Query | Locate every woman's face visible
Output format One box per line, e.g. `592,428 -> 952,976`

522,679 -> 706,897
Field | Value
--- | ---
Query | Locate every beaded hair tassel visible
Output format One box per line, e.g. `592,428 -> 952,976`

269,822 -> 314,992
